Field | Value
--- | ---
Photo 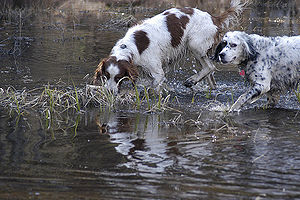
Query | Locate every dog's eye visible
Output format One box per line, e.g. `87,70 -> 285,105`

230,43 -> 237,48
120,44 -> 127,49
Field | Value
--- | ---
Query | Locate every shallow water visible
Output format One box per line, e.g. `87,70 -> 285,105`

0,0 -> 300,199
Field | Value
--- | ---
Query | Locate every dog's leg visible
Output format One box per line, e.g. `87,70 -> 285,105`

206,72 -> 216,90
229,83 -> 270,112
145,61 -> 165,92
204,58 -> 217,89
230,67 -> 272,112
185,57 -> 216,88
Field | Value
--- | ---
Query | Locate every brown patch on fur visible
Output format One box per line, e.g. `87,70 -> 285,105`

93,56 -> 139,85
93,58 -> 107,85
210,7 -> 239,53
179,7 -> 194,16
211,7 -> 237,29
166,14 -> 190,48
116,59 -> 139,83
134,30 -> 150,55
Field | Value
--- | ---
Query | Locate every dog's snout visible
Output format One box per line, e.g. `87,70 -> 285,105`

219,52 -> 225,59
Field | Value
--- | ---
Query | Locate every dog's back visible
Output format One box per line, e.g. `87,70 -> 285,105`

113,8 -> 218,66
250,34 -> 300,91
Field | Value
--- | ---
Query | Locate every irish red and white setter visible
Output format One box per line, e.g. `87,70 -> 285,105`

93,0 -> 247,93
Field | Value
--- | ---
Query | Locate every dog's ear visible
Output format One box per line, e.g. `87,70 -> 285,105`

93,58 -> 107,85
124,60 -> 139,83
243,37 -> 258,61
213,41 -> 227,62
123,59 -> 139,83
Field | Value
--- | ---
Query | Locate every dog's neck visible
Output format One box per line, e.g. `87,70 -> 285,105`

238,58 -> 252,78
238,59 -> 249,71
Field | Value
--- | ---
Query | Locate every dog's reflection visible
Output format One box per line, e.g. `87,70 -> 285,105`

95,112 -> 175,172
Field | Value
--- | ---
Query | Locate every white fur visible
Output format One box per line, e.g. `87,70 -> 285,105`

105,64 -> 120,93
101,0 -> 245,93
216,31 -> 300,111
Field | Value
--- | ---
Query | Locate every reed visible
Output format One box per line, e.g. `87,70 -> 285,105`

295,85 -> 300,103
134,84 -> 141,109
205,88 -> 212,99
72,81 -> 81,112
143,86 -> 151,110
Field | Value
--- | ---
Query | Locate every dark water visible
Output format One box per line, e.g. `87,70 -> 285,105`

1,0 -> 300,199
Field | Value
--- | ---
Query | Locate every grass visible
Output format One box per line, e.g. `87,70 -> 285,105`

0,82 -> 185,138
295,85 -> 300,103
0,82 -> 179,121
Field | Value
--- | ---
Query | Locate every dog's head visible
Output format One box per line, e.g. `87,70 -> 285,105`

213,31 -> 258,65
93,56 -> 138,94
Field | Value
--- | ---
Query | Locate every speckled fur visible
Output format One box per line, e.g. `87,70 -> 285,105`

214,31 -> 300,111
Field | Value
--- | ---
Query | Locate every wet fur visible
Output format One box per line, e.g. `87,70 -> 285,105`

93,0 -> 247,93
214,31 -> 300,111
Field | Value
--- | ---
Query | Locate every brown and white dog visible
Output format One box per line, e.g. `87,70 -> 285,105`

93,0 -> 247,93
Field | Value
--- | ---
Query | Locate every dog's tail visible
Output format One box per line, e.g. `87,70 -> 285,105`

212,0 -> 249,30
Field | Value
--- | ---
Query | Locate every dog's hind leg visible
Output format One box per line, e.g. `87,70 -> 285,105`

204,58 -> 217,89
184,57 -> 216,89
207,73 -> 217,90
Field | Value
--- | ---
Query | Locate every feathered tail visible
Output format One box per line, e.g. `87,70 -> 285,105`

212,0 -> 249,30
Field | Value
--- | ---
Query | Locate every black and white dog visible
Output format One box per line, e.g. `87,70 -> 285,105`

93,1 -> 247,93
214,31 -> 300,111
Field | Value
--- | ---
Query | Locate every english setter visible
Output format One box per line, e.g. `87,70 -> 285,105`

214,31 -> 300,111
93,0 -> 247,93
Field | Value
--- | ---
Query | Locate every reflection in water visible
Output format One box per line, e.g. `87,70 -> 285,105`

0,108 -> 300,198
92,110 -> 300,199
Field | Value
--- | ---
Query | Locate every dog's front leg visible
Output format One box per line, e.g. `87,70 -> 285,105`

229,83 -> 269,112
146,62 -> 165,92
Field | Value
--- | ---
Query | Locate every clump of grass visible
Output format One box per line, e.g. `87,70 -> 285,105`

86,83 -> 178,113
1,87 -> 26,116
205,88 -> 212,99
295,85 -> 300,103
0,81 -> 178,117
0,81 -> 184,138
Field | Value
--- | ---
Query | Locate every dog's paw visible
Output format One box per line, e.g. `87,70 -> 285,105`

229,104 -> 241,113
184,79 -> 196,88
